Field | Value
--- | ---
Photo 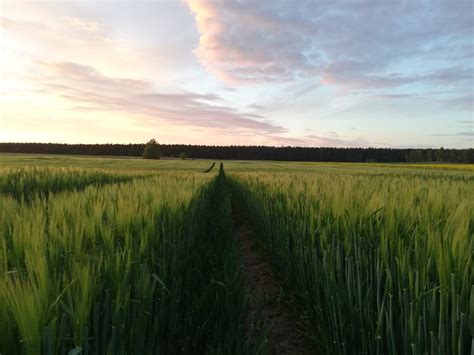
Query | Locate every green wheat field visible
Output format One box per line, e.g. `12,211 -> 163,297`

0,153 -> 472,354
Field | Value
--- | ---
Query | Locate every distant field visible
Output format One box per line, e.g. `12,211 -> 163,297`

1,153 -> 472,354
0,153 -> 212,171
1,153 -> 473,175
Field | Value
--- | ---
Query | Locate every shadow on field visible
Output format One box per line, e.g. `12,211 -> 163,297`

232,207 -> 312,355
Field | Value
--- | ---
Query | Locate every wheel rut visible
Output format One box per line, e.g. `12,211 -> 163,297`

233,210 -> 313,355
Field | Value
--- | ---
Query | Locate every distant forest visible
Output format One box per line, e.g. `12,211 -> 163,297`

0,143 -> 472,163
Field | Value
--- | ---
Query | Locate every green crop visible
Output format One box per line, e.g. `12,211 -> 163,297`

1,156 -> 472,354
0,168 -> 262,354
0,167 -> 150,201
229,171 -> 473,354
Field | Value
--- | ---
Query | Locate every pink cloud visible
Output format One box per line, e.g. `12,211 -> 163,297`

185,0 -> 318,83
184,0 -> 472,100
15,60 -> 372,147
29,60 -> 287,135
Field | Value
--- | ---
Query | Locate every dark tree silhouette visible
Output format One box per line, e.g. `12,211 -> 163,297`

0,143 -> 472,163
142,139 -> 160,159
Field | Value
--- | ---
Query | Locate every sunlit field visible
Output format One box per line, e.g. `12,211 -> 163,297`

1,153 -> 472,354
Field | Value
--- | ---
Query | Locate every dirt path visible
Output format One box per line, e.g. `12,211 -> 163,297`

234,211 -> 313,354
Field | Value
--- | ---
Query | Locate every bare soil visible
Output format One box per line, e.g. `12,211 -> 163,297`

234,211 -> 313,355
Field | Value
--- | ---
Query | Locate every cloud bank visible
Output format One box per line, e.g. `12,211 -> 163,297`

185,0 -> 473,91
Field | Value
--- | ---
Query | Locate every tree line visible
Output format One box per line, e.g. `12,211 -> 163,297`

0,143 -> 472,163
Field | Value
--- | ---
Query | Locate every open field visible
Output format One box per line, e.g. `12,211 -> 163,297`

0,153 -> 212,172
0,153 -> 472,354
2,153 -> 474,175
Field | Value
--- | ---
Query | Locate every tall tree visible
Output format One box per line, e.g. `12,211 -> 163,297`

142,139 -> 160,159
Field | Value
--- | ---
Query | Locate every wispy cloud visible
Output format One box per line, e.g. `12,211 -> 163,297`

256,133 -> 371,148
30,61 -> 286,135
457,131 -> 474,137
305,134 -> 370,148
442,95 -> 474,111
430,132 -> 473,137
61,16 -> 101,33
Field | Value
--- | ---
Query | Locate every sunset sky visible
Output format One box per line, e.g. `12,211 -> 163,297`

1,0 -> 472,148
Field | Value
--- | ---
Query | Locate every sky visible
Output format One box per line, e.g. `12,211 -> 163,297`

0,0 -> 472,148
